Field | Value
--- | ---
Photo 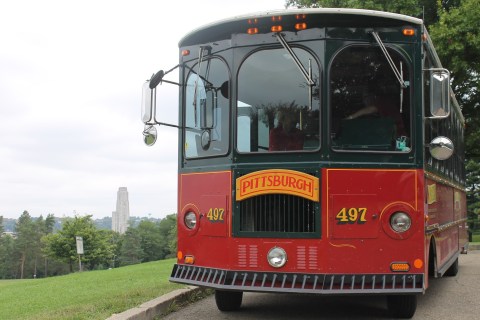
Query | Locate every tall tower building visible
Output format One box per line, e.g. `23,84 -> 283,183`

112,187 -> 130,234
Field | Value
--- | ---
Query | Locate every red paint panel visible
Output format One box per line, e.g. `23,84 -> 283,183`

178,171 -> 232,268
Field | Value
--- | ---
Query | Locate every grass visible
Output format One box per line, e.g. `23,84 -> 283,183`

0,259 -> 185,320
472,233 -> 480,243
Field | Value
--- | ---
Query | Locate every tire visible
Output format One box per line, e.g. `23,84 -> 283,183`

387,294 -> 417,319
214,290 -> 243,311
445,257 -> 459,277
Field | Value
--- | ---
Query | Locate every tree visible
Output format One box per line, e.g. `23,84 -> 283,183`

136,220 -> 164,262
0,234 -> 16,279
42,215 -> 114,272
118,228 -> 144,266
15,211 -> 38,279
159,214 -> 177,259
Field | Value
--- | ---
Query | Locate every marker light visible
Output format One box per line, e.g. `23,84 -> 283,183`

391,262 -> 410,272
295,23 -> 307,31
414,259 -> 424,269
271,16 -> 282,22
403,28 -> 415,36
271,25 -> 283,33
296,14 -> 306,20
181,50 -> 190,56
248,18 -> 258,25
267,247 -> 287,268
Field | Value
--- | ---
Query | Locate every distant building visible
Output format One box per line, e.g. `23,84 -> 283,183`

112,187 -> 130,234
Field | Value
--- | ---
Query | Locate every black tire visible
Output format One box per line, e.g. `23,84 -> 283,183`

445,257 -> 459,277
387,295 -> 417,319
214,290 -> 243,311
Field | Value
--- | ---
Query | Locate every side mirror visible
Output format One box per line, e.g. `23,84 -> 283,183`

200,90 -> 215,129
430,69 -> 450,118
143,125 -> 157,146
429,136 -> 454,160
141,81 -> 156,124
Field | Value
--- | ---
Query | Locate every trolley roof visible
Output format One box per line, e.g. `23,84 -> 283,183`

179,8 -> 423,47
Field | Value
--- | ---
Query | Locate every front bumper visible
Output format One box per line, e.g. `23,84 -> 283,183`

170,264 -> 424,294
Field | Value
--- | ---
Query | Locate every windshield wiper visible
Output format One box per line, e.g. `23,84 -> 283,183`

275,33 -> 315,86
275,33 -> 315,110
371,31 -> 407,89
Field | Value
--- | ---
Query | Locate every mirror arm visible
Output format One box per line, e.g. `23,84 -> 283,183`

161,79 -> 181,86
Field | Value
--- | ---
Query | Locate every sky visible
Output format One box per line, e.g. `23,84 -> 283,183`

0,0 -> 288,220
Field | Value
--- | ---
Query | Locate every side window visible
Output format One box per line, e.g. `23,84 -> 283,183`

237,47 -> 320,153
330,45 -> 411,152
184,58 -> 229,158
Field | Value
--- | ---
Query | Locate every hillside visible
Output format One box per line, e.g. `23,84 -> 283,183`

0,259 -> 183,320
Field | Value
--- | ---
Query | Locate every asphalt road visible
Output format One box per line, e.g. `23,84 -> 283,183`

162,251 -> 480,319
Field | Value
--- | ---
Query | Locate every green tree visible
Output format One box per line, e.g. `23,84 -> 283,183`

118,228 -> 144,266
42,215 -> 114,272
466,160 -> 480,233
159,214 -> 177,258
136,220 -> 164,262
0,234 -> 16,279
15,211 -> 38,279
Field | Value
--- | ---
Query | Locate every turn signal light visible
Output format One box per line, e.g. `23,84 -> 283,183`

184,255 -> 195,264
391,262 -> 410,272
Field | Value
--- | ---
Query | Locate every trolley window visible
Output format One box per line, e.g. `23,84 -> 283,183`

184,57 -> 230,158
330,45 -> 411,152
237,47 -> 320,153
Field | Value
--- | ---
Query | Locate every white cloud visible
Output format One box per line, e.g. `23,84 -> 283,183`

0,0 -> 286,219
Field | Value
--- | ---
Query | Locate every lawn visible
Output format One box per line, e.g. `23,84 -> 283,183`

473,233 -> 480,243
0,259 -> 185,320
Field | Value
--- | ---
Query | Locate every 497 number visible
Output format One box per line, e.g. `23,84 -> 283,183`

336,207 -> 367,224
206,208 -> 225,223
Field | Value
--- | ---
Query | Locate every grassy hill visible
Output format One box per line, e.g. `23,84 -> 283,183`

0,259 -> 184,320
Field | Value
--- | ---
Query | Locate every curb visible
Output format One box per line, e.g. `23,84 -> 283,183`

469,243 -> 480,251
106,286 -> 202,320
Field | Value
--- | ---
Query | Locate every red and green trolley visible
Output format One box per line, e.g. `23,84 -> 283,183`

141,8 -> 468,318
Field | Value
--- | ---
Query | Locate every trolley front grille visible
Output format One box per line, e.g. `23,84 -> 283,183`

238,194 -> 317,234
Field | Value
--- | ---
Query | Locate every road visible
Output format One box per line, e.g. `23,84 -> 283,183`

162,251 -> 480,319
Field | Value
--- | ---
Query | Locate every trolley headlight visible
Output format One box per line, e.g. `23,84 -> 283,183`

390,212 -> 411,233
184,211 -> 197,229
267,247 -> 287,268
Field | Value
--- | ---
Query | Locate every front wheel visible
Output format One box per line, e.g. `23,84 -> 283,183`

214,290 -> 243,311
387,294 -> 417,319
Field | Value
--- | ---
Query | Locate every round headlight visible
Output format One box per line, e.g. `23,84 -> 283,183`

267,247 -> 287,268
184,211 -> 197,229
390,212 -> 411,233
